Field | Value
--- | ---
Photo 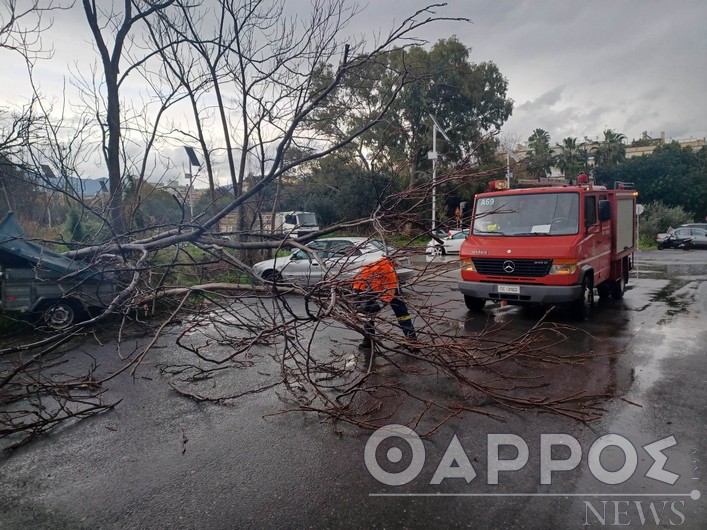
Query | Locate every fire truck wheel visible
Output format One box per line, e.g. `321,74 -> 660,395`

610,275 -> 626,299
573,276 -> 594,319
596,282 -> 611,300
464,295 -> 486,312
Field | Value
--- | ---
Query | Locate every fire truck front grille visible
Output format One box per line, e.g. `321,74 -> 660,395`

472,258 -> 552,278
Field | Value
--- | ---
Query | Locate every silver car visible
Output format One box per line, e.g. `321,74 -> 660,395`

657,223 -> 707,244
426,229 -> 469,255
668,227 -> 707,249
252,237 -> 414,285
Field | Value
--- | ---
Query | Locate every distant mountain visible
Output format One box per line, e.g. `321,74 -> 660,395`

49,176 -> 109,196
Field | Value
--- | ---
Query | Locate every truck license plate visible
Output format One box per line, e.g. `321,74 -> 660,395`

498,284 -> 520,294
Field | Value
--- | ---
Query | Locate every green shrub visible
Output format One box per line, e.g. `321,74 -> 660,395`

639,201 -> 693,242
62,208 -> 111,249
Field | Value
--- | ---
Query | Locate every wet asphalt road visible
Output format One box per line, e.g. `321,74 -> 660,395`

0,249 -> 706,529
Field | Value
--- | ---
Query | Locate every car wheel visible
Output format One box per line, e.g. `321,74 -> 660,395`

42,301 -> 80,331
431,245 -> 445,256
464,295 -> 486,312
572,276 -> 593,319
261,269 -> 283,282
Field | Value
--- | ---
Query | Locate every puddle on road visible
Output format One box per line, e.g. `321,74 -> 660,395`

649,278 -> 698,324
433,255 -> 707,420
442,305 -> 638,414
628,259 -> 704,323
631,264 -> 663,279
618,258 -> 705,397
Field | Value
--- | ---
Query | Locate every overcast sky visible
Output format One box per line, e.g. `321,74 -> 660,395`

361,0 -> 707,145
2,0 -> 706,180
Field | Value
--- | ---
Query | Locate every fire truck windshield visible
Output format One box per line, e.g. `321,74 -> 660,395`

472,192 -> 580,236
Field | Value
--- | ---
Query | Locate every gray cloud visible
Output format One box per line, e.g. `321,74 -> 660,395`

390,0 -> 707,144
2,0 -> 705,164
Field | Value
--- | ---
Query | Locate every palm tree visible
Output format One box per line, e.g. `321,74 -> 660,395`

526,128 -> 553,178
593,129 -> 626,167
556,137 -> 583,179
528,128 -> 550,151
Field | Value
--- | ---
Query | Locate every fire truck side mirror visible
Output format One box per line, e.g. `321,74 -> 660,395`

598,200 -> 611,222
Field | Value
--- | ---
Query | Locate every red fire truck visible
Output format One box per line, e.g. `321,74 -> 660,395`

458,179 -> 638,318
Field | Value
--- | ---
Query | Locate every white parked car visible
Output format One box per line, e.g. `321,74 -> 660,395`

426,229 -> 469,255
252,237 -> 414,285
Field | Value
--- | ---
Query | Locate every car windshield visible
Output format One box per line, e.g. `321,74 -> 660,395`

368,239 -> 396,254
291,240 -> 328,260
472,192 -> 580,236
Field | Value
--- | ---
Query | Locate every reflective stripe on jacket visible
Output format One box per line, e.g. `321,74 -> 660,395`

353,257 -> 398,303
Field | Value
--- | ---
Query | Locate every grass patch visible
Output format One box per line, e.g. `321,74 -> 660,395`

388,233 -> 433,249
215,270 -> 253,284
638,234 -> 658,249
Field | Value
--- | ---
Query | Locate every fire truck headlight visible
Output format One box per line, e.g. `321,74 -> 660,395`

549,259 -> 578,275
460,258 -> 476,272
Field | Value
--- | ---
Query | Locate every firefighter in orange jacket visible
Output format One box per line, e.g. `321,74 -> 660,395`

352,256 -> 416,350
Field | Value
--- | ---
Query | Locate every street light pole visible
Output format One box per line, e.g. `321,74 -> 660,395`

505,147 -> 517,189
183,146 -> 201,220
40,164 -> 56,227
430,128 -> 438,230
506,152 -> 511,189
185,172 -> 194,219
427,114 -> 450,232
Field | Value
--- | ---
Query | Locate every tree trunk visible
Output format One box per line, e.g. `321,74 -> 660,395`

105,67 -> 125,235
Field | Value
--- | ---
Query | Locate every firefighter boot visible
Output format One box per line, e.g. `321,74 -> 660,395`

358,320 -> 375,349
358,336 -> 372,350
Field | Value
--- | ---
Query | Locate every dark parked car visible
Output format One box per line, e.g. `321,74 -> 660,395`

0,212 -> 115,329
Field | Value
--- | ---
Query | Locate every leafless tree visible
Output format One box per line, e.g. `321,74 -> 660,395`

0,1 -> 67,163
0,0 -> 67,57
81,0 -> 179,234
